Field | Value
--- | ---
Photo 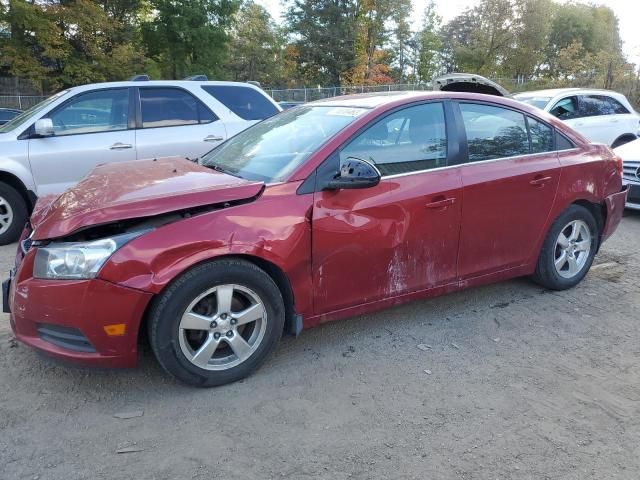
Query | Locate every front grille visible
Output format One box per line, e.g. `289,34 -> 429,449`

36,324 -> 96,353
623,160 -> 640,182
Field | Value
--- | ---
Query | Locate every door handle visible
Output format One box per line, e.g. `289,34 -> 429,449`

203,135 -> 224,142
530,176 -> 552,186
109,142 -> 133,150
426,197 -> 456,209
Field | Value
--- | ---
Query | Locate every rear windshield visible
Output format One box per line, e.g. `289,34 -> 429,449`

513,95 -> 551,109
201,85 -> 279,121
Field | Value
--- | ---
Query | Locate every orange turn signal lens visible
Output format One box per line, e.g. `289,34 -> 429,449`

104,324 -> 126,336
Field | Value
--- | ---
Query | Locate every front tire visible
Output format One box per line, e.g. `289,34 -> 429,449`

149,259 -> 285,387
533,205 -> 598,290
0,182 -> 27,245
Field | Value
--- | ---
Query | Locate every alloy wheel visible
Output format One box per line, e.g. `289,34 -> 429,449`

178,284 -> 267,371
0,196 -> 14,236
554,219 -> 592,279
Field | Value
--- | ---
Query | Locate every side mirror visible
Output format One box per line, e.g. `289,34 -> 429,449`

323,157 -> 381,190
34,118 -> 54,137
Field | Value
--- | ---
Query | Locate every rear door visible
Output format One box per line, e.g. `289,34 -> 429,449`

134,87 -> 227,160
312,102 -> 462,314
28,87 -> 137,196
455,102 -> 561,278
572,95 -> 623,145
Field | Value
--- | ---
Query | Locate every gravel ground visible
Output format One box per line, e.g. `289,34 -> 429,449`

1,211 -> 639,480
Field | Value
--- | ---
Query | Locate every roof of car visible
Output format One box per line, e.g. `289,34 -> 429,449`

310,91 -> 447,108
513,88 -> 626,98
67,80 -> 265,92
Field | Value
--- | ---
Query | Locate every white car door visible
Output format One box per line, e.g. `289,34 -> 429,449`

134,87 -> 227,161
28,88 -> 137,196
572,95 -> 624,145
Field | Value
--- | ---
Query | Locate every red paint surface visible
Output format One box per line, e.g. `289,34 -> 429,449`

8,92 -> 626,367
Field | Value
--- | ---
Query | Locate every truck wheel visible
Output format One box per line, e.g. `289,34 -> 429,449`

0,182 -> 27,245
533,205 -> 598,290
148,259 -> 285,387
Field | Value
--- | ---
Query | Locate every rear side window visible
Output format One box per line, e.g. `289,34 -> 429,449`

459,103 -> 529,162
527,117 -> 553,153
579,95 -> 613,117
555,132 -> 575,150
578,95 -> 629,116
202,85 -> 278,120
140,88 -> 217,128
340,102 -> 447,176
600,95 -> 629,114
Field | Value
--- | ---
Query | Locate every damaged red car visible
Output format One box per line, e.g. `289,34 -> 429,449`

5,92 -> 628,387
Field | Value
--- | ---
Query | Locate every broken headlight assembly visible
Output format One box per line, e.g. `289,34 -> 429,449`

33,230 -> 150,280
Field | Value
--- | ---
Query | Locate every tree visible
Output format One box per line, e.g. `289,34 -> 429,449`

142,0 -> 239,80
441,0 -> 515,76
504,0 -> 553,79
0,0 -> 147,90
225,2 -> 285,85
286,0 -> 358,86
416,0 -> 441,82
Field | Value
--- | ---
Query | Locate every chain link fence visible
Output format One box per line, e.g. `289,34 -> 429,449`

267,83 -> 433,103
0,95 -> 48,110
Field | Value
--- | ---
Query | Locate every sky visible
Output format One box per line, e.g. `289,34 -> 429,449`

255,0 -> 640,65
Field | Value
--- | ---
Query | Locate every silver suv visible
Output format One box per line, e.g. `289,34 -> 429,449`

0,80 -> 281,244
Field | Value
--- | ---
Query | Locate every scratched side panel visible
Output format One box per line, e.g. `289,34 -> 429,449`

311,168 -> 462,316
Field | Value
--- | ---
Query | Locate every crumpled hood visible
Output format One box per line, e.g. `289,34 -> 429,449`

31,157 -> 264,240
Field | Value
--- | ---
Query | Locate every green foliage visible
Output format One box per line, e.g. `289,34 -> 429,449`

0,0 -> 637,102
142,0 -> 239,80
226,2 -> 286,85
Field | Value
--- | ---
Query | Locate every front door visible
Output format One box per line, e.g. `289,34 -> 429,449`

28,88 -> 136,196
455,102 -> 561,278
312,102 -> 462,314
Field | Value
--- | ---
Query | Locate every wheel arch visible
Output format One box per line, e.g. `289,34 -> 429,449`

0,170 -> 36,212
137,253 -> 300,346
611,133 -> 637,148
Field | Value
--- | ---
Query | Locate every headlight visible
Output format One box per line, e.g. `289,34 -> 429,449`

33,230 -> 149,280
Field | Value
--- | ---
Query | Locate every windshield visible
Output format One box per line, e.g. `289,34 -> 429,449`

200,105 -> 369,182
0,90 -> 69,134
513,95 -> 551,110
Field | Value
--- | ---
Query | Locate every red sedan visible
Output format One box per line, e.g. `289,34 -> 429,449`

5,92 -> 628,387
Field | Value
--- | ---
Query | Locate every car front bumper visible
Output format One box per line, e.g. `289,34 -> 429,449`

5,251 -> 153,368
622,179 -> 640,210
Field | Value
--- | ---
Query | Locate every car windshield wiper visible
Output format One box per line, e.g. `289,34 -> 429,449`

205,162 -> 241,178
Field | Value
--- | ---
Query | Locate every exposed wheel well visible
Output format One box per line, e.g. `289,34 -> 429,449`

0,172 -> 35,212
138,254 -> 298,346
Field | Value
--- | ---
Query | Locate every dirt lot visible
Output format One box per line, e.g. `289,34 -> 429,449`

1,212 -> 639,480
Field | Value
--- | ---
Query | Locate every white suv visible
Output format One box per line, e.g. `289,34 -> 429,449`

0,80 -> 281,244
513,88 -> 639,147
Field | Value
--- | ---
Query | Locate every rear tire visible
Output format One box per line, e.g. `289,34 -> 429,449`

533,205 -> 598,290
0,182 -> 27,245
148,259 -> 285,387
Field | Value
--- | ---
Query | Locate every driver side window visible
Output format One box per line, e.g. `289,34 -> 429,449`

549,96 -> 579,120
47,89 -> 130,136
340,102 -> 447,176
